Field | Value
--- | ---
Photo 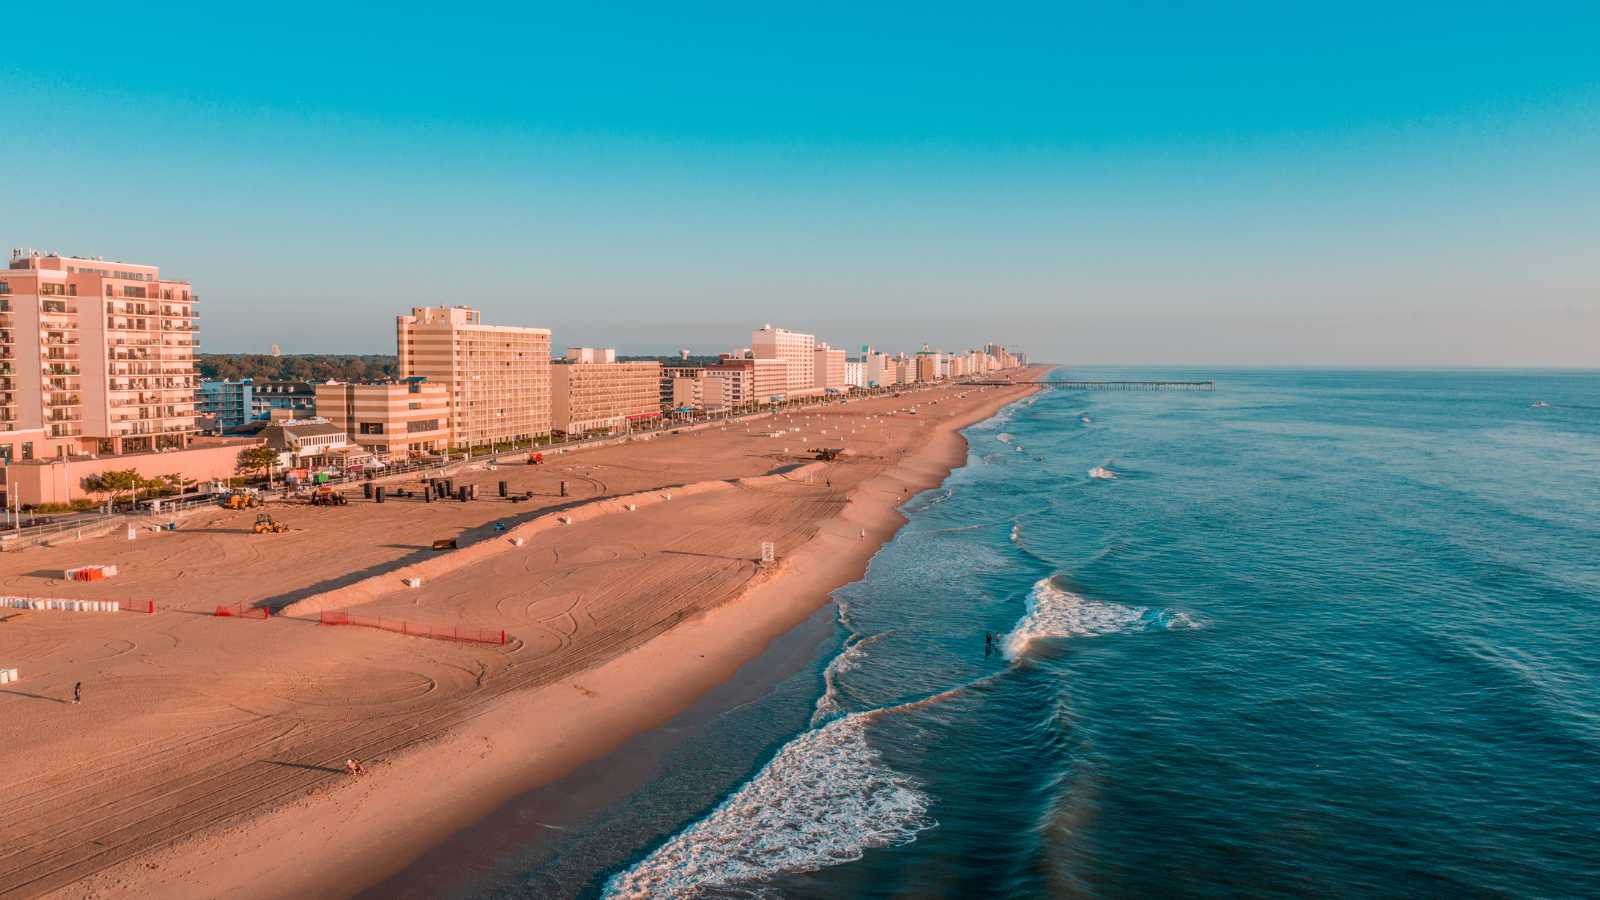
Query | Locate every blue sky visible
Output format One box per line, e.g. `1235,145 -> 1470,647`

2,2 -> 1596,365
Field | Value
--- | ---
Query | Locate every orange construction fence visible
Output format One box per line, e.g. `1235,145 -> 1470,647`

215,603 -> 269,620
318,611 -> 507,645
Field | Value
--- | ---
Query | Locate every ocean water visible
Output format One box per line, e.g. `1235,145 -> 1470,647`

518,370 -> 1600,898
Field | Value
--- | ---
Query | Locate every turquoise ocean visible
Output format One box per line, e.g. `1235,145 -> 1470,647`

446,369 -> 1600,898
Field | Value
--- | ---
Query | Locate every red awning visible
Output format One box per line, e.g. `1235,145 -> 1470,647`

626,411 -> 662,420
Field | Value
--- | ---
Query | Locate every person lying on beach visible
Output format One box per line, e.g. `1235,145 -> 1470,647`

345,759 -> 367,776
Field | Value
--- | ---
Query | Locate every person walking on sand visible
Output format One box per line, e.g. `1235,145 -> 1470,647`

73,681 -> 81,704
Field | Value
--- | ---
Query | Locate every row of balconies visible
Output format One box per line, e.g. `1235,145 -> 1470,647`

111,422 -> 194,436
50,424 -> 83,437
48,393 -> 81,406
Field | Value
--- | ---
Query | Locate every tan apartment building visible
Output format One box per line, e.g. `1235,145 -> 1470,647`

550,350 -> 660,435
751,324 -> 820,399
0,250 -> 200,461
814,342 -> 846,393
314,379 -> 450,460
396,306 -> 551,449
668,369 -> 738,412
711,355 -> 785,407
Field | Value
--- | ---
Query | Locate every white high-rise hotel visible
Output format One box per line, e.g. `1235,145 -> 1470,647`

751,324 -> 821,399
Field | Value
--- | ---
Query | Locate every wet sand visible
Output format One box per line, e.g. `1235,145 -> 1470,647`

0,369 -> 1043,899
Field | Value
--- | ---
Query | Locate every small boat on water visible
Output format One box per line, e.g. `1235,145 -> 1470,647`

1530,400 -> 1551,408
1088,466 -> 1116,480
1080,415 -> 1092,424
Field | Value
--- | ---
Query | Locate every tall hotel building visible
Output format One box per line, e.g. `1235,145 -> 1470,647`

0,250 -> 199,461
751,324 -> 821,399
396,306 -> 551,449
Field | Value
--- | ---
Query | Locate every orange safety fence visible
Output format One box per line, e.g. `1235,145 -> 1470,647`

124,599 -> 157,614
318,610 -> 507,645
215,603 -> 270,620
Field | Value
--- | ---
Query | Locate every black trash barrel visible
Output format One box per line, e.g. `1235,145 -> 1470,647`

363,482 -> 374,499
498,480 -> 508,498
374,486 -> 385,503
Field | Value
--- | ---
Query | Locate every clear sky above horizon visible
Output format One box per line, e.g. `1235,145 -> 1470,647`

2,2 -> 1596,366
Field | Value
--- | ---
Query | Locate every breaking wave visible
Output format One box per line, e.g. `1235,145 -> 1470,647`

1003,577 -> 1201,660
812,632 -> 891,726
997,432 -> 1014,443
603,712 -> 933,898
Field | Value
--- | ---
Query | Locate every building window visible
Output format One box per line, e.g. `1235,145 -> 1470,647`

359,422 -> 385,435
21,442 -> 32,460
0,444 -> 10,461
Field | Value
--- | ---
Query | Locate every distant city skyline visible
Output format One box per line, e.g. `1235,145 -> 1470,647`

4,3 -> 1596,366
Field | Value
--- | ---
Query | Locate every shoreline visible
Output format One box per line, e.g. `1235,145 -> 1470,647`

63,374 -> 1044,900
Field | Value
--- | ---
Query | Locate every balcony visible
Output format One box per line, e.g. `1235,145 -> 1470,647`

49,424 -> 83,438
47,411 -> 82,422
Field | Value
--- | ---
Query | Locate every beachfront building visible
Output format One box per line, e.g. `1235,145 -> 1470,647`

916,346 -> 941,383
712,353 -> 786,407
396,306 -> 551,450
672,366 -> 744,412
252,380 -> 316,420
845,359 -> 866,389
661,365 -> 702,408
259,419 -> 356,470
864,350 -> 894,388
814,343 -> 847,393
751,325 -> 820,399
313,379 -> 449,461
0,249 -> 201,458
0,250 -> 260,506
549,350 -> 661,435
199,378 -> 255,432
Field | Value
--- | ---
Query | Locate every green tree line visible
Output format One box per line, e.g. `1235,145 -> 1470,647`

198,354 -> 399,383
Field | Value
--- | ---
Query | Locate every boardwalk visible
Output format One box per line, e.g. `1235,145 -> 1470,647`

971,379 -> 1215,391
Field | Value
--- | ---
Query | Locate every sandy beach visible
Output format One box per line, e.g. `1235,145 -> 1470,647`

0,369 -> 1042,900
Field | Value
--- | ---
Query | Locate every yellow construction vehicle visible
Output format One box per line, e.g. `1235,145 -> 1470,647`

253,513 -> 289,534
222,491 -> 261,510
309,485 -> 348,506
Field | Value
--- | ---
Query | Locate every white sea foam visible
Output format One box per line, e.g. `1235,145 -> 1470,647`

812,632 -> 889,726
997,432 -> 1014,443
1003,578 -> 1201,659
1088,466 -> 1116,480
603,712 -> 932,899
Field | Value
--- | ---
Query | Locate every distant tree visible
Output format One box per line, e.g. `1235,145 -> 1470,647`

81,468 -> 144,507
236,445 -> 280,487
199,354 -> 400,384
